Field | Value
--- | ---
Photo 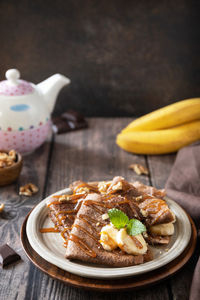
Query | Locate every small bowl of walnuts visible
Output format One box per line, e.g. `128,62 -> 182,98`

0,150 -> 23,186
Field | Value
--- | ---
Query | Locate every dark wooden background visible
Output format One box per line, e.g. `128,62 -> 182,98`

0,0 -> 200,116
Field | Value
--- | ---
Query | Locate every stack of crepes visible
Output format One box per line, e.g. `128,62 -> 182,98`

46,176 -> 176,267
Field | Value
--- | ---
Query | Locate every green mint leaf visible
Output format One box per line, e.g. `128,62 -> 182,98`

108,208 -> 129,229
126,219 -> 146,236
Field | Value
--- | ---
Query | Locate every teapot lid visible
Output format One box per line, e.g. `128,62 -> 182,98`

0,69 -> 34,96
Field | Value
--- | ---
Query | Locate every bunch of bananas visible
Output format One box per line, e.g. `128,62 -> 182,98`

116,98 -> 200,154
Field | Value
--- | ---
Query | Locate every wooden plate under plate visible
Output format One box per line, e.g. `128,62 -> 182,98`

21,212 -> 197,292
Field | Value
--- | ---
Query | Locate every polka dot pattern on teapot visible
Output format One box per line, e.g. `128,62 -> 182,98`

0,120 -> 51,153
0,80 -> 34,96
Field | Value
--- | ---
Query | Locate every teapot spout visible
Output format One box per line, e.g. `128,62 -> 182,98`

37,74 -> 70,114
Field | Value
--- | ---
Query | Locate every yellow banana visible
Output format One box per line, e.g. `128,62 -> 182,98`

122,98 -> 200,133
116,120 -> 200,155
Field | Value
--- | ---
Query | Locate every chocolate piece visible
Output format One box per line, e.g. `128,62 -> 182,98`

62,110 -> 85,123
52,111 -> 88,134
0,244 -> 21,267
52,117 -> 71,134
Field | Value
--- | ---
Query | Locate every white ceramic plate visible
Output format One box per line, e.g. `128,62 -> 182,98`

26,188 -> 191,279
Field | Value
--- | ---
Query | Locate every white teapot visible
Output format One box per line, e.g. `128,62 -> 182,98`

0,69 -> 70,153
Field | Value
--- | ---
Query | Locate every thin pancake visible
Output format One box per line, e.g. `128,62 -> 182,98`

66,195 -> 152,267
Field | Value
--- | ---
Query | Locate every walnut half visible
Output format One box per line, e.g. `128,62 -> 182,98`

0,150 -> 17,168
129,164 -> 149,175
19,183 -> 39,197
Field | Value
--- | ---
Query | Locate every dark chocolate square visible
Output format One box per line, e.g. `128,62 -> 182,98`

0,244 -> 21,267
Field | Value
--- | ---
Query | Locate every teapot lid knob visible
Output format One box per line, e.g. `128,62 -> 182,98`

0,68 -> 34,96
6,69 -> 20,85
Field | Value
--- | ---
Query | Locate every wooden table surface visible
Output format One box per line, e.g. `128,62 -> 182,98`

0,118 -> 197,300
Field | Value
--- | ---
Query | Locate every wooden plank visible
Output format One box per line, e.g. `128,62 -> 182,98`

147,154 -> 195,300
45,118 -> 149,194
0,141 -> 51,300
23,282 -> 170,300
39,118 -> 169,300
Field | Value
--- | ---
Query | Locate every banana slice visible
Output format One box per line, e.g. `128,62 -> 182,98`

116,228 -> 147,255
99,224 -> 118,251
149,222 -> 174,236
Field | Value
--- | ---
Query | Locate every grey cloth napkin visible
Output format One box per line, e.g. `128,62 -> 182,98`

165,142 -> 200,300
